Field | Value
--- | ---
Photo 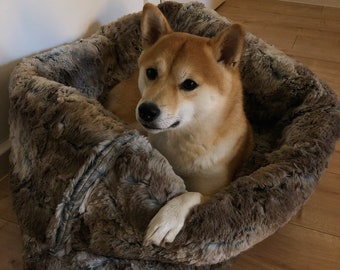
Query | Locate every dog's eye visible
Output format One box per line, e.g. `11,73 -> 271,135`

180,79 -> 198,91
146,68 -> 158,80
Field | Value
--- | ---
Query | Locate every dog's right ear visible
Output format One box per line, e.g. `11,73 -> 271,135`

209,24 -> 245,69
141,3 -> 172,49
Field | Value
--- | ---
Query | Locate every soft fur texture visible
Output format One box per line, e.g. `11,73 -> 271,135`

8,2 -> 340,269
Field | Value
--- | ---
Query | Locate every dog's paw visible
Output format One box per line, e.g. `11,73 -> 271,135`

144,192 -> 203,246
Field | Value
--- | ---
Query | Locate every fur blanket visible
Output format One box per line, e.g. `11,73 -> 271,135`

8,2 -> 340,269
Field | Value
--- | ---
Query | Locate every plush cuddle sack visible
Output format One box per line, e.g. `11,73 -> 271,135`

8,1 -> 340,269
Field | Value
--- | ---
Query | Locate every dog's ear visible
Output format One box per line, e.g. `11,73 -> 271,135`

210,24 -> 245,69
141,3 -> 172,49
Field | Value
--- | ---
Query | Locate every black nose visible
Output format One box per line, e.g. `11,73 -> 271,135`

138,102 -> 160,122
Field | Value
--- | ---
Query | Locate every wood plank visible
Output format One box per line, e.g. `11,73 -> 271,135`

336,140 -> 340,152
318,171 -> 340,194
223,0 -> 324,18
0,220 -> 23,270
0,175 -> 9,198
243,23 -> 299,51
221,0 -> 340,34
218,5 -> 332,33
0,196 -> 17,224
0,149 -> 9,181
291,35 -> 340,63
231,223 -> 340,270
324,18 -> 340,33
291,172 -> 340,236
0,177 -> 17,224
323,5 -> 340,19
300,27 -> 340,41
327,151 -> 340,175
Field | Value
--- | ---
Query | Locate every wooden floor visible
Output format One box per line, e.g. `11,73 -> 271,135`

0,0 -> 339,269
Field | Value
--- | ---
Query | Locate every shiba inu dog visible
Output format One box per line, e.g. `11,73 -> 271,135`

106,3 -> 252,246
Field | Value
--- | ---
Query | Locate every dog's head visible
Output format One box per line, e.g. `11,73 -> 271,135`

136,3 -> 245,134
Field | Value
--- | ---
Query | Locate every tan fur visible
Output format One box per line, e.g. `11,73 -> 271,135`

105,71 -> 141,130
106,3 -> 253,246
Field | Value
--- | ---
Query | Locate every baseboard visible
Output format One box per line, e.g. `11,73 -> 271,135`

280,0 -> 340,8
0,140 -> 10,180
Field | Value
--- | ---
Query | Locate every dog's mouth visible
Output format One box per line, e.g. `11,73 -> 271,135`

169,120 -> 180,128
141,120 -> 180,132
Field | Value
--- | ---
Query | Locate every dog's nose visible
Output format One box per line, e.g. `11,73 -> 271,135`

138,102 -> 160,122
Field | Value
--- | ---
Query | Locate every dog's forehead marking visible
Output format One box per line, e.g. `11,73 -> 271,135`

147,33 -> 213,82
142,33 -> 209,65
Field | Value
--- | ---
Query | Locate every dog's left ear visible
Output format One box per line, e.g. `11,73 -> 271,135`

141,3 -> 173,49
210,24 -> 245,69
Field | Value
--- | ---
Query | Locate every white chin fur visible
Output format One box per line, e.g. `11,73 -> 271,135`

143,127 -> 164,134
139,119 -> 181,134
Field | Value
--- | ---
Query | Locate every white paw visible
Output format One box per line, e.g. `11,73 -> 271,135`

144,192 -> 203,246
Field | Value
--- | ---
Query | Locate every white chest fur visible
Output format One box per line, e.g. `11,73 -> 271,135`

149,123 -> 245,195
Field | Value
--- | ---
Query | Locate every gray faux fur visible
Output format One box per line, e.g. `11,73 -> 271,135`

8,1 -> 340,269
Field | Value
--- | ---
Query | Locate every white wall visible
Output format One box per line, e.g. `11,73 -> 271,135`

0,0 -> 143,145
0,0 -> 144,65
0,0 -> 144,178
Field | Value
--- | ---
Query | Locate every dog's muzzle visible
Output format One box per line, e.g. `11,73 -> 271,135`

137,102 -> 180,131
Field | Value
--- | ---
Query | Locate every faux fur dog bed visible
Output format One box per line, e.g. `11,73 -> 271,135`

9,1 -> 340,269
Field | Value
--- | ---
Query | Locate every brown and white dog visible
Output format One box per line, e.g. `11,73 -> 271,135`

106,3 -> 252,246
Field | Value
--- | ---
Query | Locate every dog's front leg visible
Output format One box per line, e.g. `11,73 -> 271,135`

144,192 -> 204,246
